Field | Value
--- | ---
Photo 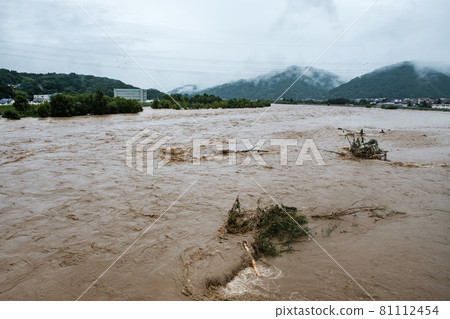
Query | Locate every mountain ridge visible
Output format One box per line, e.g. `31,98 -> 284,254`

328,61 -> 450,98
191,62 -> 450,100
2,61 -> 449,101
0,68 -> 139,97
197,65 -> 342,100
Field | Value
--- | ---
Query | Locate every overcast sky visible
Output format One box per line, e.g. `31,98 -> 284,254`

1,0 -> 449,91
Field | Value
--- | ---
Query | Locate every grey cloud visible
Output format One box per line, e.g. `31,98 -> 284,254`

0,0 -> 448,90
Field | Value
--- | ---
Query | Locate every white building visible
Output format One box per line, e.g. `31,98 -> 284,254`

113,89 -> 147,103
432,104 -> 450,110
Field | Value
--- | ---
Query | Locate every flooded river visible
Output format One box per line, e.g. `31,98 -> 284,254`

0,104 -> 449,300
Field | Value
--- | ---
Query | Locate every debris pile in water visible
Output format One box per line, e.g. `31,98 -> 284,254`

224,197 -> 308,256
346,129 -> 387,160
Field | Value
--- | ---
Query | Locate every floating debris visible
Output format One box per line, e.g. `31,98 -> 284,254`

346,129 -> 387,160
224,197 -> 308,256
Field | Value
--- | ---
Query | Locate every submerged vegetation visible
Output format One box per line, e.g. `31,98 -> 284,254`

346,129 -> 387,160
152,93 -> 270,109
225,197 -> 308,256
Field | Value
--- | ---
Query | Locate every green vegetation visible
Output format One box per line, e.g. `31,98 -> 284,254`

323,222 -> 339,238
2,110 -> 20,120
255,205 -> 308,256
200,66 -> 339,100
152,93 -> 270,109
147,88 -> 165,100
13,93 -> 30,112
225,197 -> 308,257
380,105 -> 399,109
1,90 -> 142,119
0,68 -> 137,98
326,97 -> 352,105
0,104 -> 15,113
346,129 -> 387,160
48,91 -> 142,117
329,62 -> 450,99
36,102 -> 51,117
0,82 -> 14,98
386,210 -> 407,217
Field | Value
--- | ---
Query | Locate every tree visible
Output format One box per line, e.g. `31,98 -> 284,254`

50,94 -> 75,117
326,97 -> 351,105
0,83 -> 14,98
37,101 -> 51,117
2,110 -> 20,120
152,98 -> 160,109
19,78 -> 40,96
113,97 -> 142,113
92,90 -> 109,115
13,94 -> 30,112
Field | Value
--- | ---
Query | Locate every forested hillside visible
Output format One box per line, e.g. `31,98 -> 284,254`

0,69 -> 136,97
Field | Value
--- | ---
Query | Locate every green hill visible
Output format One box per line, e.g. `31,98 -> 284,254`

328,62 -> 450,99
199,66 -> 342,100
0,69 -> 137,97
147,88 -> 165,100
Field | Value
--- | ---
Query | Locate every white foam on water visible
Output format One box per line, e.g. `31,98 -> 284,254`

219,263 -> 284,298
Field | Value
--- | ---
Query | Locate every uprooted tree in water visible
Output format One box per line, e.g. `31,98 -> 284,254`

346,129 -> 387,160
224,196 -> 309,256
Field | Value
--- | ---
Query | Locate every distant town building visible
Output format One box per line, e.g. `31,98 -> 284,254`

0,98 -> 13,105
113,89 -> 147,103
432,104 -> 450,110
33,95 -> 52,103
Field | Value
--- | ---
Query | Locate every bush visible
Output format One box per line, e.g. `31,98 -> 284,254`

2,110 -> 20,120
155,94 -> 268,109
106,100 -> 118,114
50,93 -> 75,117
36,101 -> 51,117
5,90 -> 144,118
327,98 -> 351,105
151,98 -> 161,109
255,205 -> 308,256
92,90 -> 108,115
13,94 -> 30,113
381,105 -> 398,109
224,197 -> 308,256
113,97 -> 142,113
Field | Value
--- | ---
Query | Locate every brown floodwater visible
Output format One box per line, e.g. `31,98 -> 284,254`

0,104 -> 449,300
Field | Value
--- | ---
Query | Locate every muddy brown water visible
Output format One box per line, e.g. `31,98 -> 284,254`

0,104 -> 449,300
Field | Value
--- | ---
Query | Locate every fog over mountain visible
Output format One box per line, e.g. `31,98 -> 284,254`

328,61 -> 450,99
169,84 -> 199,95
197,65 -> 342,100
178,61 -> 450,100
2,61 -> 449,101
